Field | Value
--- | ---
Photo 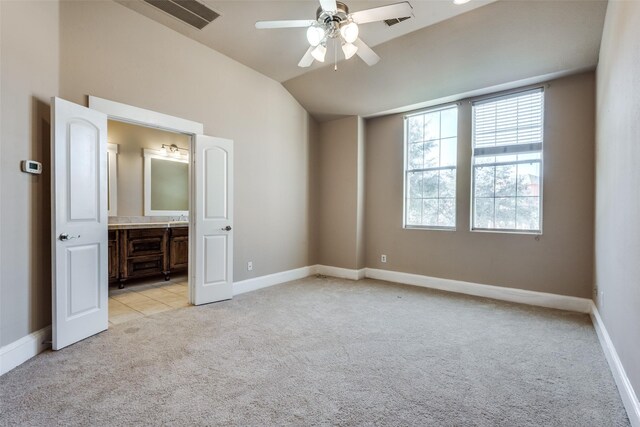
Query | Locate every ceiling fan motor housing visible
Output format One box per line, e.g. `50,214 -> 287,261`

316,1 -> 351,38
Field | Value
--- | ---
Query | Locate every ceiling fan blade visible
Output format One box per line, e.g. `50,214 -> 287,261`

353,38 -> 380,66
319,0 -> 338,12
350,1 -> 413,25
255,19 -> 316,29
298,47 -> 315,68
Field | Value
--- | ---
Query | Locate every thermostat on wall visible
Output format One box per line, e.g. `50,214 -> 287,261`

21,160 -> 42,175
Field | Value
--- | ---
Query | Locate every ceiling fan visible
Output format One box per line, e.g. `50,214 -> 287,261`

255,0 -> 413,68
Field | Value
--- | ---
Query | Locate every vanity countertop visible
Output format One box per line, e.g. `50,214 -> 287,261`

108,221 -> 189,230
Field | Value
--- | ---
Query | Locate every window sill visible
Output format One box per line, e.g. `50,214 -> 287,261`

404,225 -> 456,232
471,228 -> 542,236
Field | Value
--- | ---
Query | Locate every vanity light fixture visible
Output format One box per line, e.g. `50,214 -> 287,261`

161,143 -> 188,157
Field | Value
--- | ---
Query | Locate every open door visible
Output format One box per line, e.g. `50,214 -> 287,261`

192,135 -> 233,305
51,97 -> 108,350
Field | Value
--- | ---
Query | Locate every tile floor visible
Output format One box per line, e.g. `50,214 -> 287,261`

108,275 -> 189,325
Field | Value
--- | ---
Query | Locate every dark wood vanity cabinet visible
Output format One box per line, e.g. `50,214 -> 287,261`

110,226 -> 188,287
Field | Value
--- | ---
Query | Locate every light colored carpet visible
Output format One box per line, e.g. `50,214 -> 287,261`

0,276 -> 629,426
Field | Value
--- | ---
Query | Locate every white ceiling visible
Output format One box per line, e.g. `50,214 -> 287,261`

116,0 -> 608,122
283,0 -> 608,121
116,0 -> 497,83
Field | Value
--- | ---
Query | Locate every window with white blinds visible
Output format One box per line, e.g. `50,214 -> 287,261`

471,88 -> 544,233
404,105 -> 458,229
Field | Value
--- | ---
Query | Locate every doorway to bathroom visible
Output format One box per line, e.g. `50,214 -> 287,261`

106,119 -> 192,325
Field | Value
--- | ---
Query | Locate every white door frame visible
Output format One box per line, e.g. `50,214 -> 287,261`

88,96 -> 204,304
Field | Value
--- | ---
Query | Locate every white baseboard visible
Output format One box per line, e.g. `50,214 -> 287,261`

313,265 -> 365,281
364,268 -> 593,313
0,326 -> 51,376
2,268 -> 635,427
233,266 -> 313,296
591,303 -> 640,426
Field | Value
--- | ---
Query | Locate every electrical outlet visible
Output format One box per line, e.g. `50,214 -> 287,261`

247,261 -> 253,271
381,254 -> 387,263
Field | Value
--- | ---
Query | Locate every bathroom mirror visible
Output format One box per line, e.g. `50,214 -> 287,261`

143,149 -> 189,216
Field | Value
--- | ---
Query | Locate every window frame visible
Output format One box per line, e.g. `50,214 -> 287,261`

470,87 -> 545,235
403,103 -> 459,231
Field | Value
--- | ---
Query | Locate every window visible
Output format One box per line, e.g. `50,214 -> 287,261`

471,88 -> 544,233
404,105 -> 458,229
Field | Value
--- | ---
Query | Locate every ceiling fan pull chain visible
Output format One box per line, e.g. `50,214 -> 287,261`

334,38 -> 338,71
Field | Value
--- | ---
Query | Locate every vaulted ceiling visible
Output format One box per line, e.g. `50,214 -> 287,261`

117,0 -> 497,82
117,0 -> 608,121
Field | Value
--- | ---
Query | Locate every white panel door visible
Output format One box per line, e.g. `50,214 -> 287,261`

192,135 -> 233,305
51,97 -> 108,350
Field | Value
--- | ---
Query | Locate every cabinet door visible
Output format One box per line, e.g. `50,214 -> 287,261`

170,234 -> 189,270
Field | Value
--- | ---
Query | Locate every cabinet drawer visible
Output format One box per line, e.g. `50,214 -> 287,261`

128,237 -> 165,257
127,228 -> 167,239
126,255 -> 165,278
171,227 -> 189,238
125,229 -> 167,257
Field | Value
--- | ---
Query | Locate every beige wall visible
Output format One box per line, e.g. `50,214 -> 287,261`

108,120 -> 190,217
315,116 -> 365,269
0,0 -> 59,347
59,0 -> 313,282
595,0 -> 640,400
0,0 -> 314,347
365,72 -> 596,298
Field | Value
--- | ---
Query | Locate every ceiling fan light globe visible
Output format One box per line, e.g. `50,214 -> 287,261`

311,44 -> 327,62
340,22 -> 359,44
342,43 -> 358,60
453,0 -> 471,4
306,25 -> 325,47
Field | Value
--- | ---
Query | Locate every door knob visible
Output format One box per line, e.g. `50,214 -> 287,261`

59,233 -> 80,241
221,226 -> 232,231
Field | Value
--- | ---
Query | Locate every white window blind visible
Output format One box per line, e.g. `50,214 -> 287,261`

472,88 -> 544,232
404,105 -> 458,229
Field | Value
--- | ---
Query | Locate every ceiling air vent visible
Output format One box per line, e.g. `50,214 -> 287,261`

144,0 -> 219,30
384,16 -> 411,27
